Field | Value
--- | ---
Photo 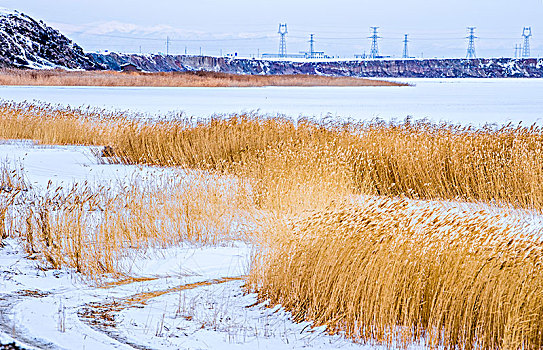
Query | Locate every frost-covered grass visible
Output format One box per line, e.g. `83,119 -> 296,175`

3,100 -> 543,348
0,159 -> 255,280
249,197 -> 543,348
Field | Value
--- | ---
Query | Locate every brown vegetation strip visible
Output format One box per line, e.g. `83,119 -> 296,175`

0,69 -> 404,87
99,276 -> 160,289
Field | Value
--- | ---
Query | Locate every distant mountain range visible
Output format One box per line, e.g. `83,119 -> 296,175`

1,8 -> 542,78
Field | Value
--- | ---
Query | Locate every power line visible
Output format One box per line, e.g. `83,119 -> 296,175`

76,30 -> 526,45
77,32 -> 272,42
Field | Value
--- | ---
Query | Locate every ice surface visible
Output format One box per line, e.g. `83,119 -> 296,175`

1,78 -> 542,125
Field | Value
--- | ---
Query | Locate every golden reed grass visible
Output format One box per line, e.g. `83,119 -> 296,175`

0,162 -> 28,245
3,102 -> 543,347
248,198 -> 543,348
2,102 -> 543,212
1,164 -> 254,280
0,69 -> 404,87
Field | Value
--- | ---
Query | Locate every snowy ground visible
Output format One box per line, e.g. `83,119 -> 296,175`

0,141 -> 390,350
1,78 -> 543,125
2,141 -> 543,349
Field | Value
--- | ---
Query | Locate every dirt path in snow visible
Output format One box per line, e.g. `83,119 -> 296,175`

77,276 -> 245,350
0,276 -> 244,350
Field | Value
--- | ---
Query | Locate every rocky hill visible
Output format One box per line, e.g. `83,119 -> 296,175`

0,8 -> 101,70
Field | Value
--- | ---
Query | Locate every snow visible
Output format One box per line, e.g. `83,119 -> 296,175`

0,140 -> 172,189
0,142 -> 383,349
114,280 -> 367,350
1,78 -> 543,125
0,234 -> 383,350
2,141 -> 543,348
0,7 -> 19,16
0,237 -> 251,350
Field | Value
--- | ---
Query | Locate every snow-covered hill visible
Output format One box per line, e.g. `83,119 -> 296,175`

0,8 -> 101,70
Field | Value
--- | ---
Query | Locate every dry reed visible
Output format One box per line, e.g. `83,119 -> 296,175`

0,69 -> 404,87
3,102 -> 543,347
1,163 -> 254,279
2,103 -> 543,213
0,161 -> 27,245
248,197 -> 543,348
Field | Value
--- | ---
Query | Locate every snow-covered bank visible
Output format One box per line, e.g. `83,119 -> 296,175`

1,78 -> 542,125
3,142 -> 543,349
0,142 -> 377,349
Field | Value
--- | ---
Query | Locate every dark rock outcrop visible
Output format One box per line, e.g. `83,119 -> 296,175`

0,342 -> 28,350
0,9 -> 101,70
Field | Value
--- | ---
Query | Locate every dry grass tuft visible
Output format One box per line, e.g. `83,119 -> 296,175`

248,197 -> 543,348
0,69 -> 404,87
1,164 -> 254,280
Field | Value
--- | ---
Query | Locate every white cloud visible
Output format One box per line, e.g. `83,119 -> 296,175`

51,20 -> 206,37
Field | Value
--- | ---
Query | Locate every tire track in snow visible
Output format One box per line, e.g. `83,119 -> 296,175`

0,290 -> 57,350
78,276 -> 245,350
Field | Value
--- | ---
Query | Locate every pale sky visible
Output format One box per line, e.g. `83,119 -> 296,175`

2,0 -> 543,58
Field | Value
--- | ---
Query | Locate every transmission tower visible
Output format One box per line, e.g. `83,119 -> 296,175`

522,27 -> 532,58
466,27 -> 477,59
515,44 -> 522,58
166,36 -> 170,55
402,34 -> 409,59
309,34 -> 315,59
278,23 -> 288,58
369,27 -> 380,59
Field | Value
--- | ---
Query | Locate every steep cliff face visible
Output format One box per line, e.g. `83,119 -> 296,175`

0,8 -> 101,70
90,53 -> 543,78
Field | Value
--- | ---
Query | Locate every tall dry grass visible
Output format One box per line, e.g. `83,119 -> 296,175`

2,103 -> 543,213
1,163 -> 254,279
0,69 -> 404,87
0,162 -> 27,246
248,198 -> 543,348
4,102 -> 543,347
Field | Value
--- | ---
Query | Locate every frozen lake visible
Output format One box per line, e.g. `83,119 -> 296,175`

1,78 -> 542,125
